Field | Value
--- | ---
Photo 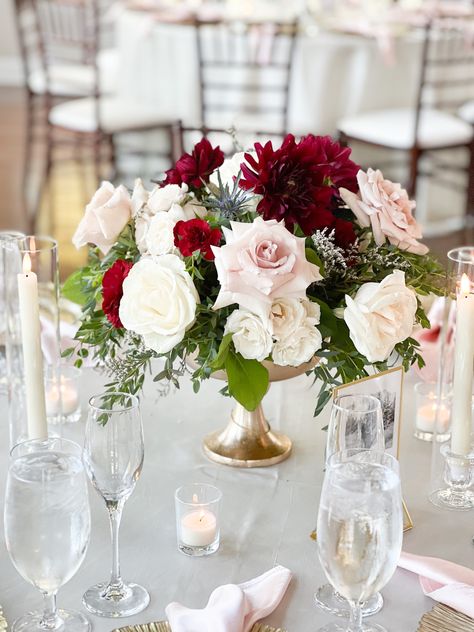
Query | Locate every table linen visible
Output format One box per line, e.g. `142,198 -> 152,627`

0,369 -> 473,631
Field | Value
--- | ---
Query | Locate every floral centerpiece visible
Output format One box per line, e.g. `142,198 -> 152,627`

64,134 -> 443,418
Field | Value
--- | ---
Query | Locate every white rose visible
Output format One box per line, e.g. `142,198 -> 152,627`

182,200 -> 207,219
131,178 -> 149,217
272,325 -> 322,367
148,183 -> 188,214
224,309 -> 273,362
119,255 -> 199,354
72,181 -> 131,255
135,215 -> 150,254
271,297 -> 307,340
210,151 -> 249,188
144,206 -> 188,256
343,269 -> 417,363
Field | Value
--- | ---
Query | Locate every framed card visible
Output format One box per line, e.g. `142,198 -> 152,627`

333,367 -> 413,532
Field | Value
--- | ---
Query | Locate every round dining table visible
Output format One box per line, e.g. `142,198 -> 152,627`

0,367 -> 472,631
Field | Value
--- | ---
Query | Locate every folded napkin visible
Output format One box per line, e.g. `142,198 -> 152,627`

165,566 -> 292,632
399,551 -> 474,619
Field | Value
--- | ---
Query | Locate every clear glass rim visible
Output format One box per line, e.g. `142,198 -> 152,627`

175,483 -> 223,506
46,363 -> 82,378
18,235 -> 58,254
332,393 -> 382,414
88,392 -> 139,413
10,437 -> 82,460
447,246 -> 474,265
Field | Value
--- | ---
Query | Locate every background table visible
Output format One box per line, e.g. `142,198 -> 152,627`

0,368 -> 473,631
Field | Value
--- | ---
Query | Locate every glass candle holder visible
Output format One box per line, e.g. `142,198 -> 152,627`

414,382 -> 451,442
430,247 -> 474,510
45,364 -> 82,423
175,484 -> 222,557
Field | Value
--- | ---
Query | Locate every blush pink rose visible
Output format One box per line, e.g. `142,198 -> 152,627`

339,168 -> 428,255
212,217 -> 322,319
73,181 -> 132,255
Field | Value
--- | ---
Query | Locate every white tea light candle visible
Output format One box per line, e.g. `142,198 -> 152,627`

451,274 -> 474,456
46,378 -> 79,416
180,509 -> 217,547
17,250 -> 47,439
175,484 -> 222,556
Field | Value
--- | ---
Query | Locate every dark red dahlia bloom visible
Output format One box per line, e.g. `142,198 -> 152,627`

163,138 -> 224,188
239,134 -> 360,235
174,218 -> 221,261
333,218 -> 357,250
102,259 -> 133,328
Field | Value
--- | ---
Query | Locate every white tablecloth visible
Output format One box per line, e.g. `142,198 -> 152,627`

115,12 -> 423,135
0,369 -> 473,631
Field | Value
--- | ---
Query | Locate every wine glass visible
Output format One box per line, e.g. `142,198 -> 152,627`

82,392 -> 150,618
316,450 -> 403,632
316,394 -> 385,619
4,438 -> 91,632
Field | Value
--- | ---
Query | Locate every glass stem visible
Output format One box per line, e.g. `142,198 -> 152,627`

347,600 -> 363,632
107,499 -> 125,589
40,592 -> 59,630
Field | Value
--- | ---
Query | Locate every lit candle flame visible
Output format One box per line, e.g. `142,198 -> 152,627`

192,493 -> 198,504
199,510 -> 205,522
460,273 -> 471,297
22,253 -> 32,274
29,236 -> 36,252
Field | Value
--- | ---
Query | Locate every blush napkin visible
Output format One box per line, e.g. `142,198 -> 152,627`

165,565 -> 292,632
399,551 -> 474,619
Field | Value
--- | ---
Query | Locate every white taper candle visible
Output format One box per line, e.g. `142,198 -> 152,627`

17,252 -> 48,439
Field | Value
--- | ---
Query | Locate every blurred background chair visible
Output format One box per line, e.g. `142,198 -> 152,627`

177,19 -> 298,154
16,0 -> 179,232
338,17 -> 474,233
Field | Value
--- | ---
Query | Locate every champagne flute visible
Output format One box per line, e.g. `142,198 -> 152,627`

4,438 -> 91,632
316,394 -> 385,618
82,393 -> 149,618
316,450 -> 403,632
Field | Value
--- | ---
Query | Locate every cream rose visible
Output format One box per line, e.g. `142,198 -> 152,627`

119,255 -> 199,354
210,151 -> 251,188
148,183 -> 188,214
272,325 -> 322,367
343,270 -> 418,363
131,178 -> 149,217
340,168 -> 428,255
72,181 -> 131,255
212,218 -> 322,320
224,309 -> 273,361
144,205 -> 187,256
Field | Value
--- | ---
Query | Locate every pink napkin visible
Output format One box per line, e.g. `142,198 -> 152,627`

399,551 -> 474,619
166,565 -> 292,632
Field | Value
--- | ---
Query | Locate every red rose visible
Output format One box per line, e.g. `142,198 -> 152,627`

173,219 -> 221,260
102,259 -> 133,328
163,138 -> 224,188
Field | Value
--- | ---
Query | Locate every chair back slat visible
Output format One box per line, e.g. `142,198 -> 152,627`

195,20 -> 298,138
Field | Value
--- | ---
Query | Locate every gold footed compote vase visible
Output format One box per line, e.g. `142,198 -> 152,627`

202,360 -> 316,468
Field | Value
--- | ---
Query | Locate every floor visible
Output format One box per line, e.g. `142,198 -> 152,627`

0,86 -> 467,279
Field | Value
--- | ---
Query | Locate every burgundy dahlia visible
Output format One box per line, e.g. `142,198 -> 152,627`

239,134 -> 360,235
102,259 -> 133,328
174,218 -> 221,261
163,138 -> 224,188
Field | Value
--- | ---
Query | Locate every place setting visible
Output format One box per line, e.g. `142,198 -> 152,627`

1,1 -> 474,631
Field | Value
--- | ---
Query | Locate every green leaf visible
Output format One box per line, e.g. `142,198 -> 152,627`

305,247 -> 324,272
62,270 -> 88,306
210,333 -> 233,371
225,350 -> 269,411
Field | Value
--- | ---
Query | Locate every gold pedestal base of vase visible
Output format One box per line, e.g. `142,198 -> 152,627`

203,401 -> 292,468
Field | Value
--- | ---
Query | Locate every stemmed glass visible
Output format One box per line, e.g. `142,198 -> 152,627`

4,438 -> 91,632
316,450 -> 403,632
316,394 -> 385,619
82,393 -> 150,618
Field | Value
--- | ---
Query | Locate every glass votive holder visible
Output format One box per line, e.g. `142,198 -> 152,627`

414,382 -> 451,442
45,364 -> 82,423
429,441 -> 474,510
175,484 -> 222,557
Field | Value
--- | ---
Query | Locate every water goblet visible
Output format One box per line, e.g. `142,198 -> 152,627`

316,450 -> 403,632
316,394 -> 385,619
82,392 -> 149,618
4,438 -> 91,632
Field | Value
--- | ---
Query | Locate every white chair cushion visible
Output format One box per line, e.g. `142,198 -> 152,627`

28,49 -> 119,97
459,101 -> 474,125
338,108 -> 473,150
49,95 -> 172,133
